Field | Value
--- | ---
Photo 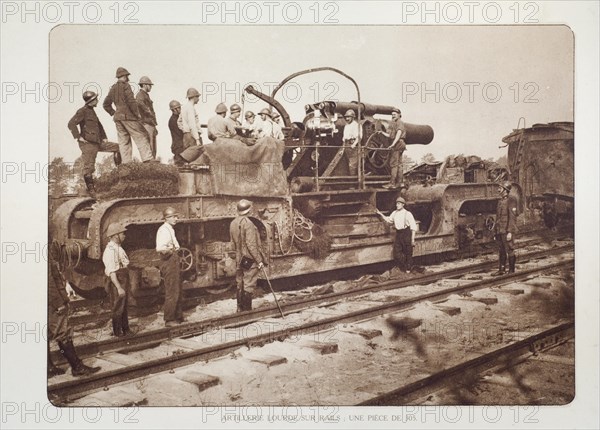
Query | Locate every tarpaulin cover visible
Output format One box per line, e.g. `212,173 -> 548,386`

200,137 -> 289,196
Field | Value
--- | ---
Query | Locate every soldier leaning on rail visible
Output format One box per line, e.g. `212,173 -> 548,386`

377,196 -> 418,273
230,199 -> 268,312
492,181 -> 519,276
103,67 -> 155,163
379,107 -> 407,189
102,223 -> 132,337
156,207 -> 185,327
67,90 -> 121,197
136,76 -> 158,158
48,239 -> 101,377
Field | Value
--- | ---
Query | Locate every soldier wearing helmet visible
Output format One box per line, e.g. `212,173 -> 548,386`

102,223 -> 132,337
492,181 -> 519,276
136,76 -> 158,158
342,109 -> 362,174
379,107 -> 407,189
270,111 -> 285,140
229,200 -> 267,312
257,108 -> 275,139
228,104 -> 242,127
167,100 -> 185,165
67,90 -> 121,197
156,207 -> 184,326
207,102 -> 238,141
103,67 -> 155,163
377,195 -> 418,273
178,87 -> 204,153
242,110 -> 262,138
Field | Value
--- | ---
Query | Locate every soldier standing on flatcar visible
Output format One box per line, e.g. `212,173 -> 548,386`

227,103 -> 243,127
207,103 -> 237,140
257,108 -> 275,139
377,196 -> 418,273
103,67 -> 155,163
230,199 -> 267,312
156,207 -> 185,326
48,239 -> 101,377
492,181 -> 519,275
102,223 -> 132,337
271,111 -> 285,140
168,100 -> 185,166
67,91 -> 121,197
342,109 -> 362,175
136,76 -> 158,158
379,107 -> 407,189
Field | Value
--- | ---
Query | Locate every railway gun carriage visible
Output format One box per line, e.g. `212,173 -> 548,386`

52,68 -> 538,304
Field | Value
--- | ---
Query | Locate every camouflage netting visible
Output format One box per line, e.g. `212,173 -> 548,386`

95,162 -> 180,200
199,136 -> 289,196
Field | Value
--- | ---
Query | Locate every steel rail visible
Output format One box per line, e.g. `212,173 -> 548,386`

49,258 -> 573,400
54,244 -> 573,364
357,321 -> 574,405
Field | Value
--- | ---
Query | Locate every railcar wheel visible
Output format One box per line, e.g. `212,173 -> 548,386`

178,248 -> 194,272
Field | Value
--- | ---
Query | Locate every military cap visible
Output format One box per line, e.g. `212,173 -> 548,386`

82,91 -> 98,105
106,223 -> 127,238
245,111 -> 255,119
186,88 -> 200,99
391,107 -> 401,114
163,207 -> 179,219
215,103 -> 228,114
115,67 -> 130,78
230,103 -> 241,113
259,108 -> 272,117
139,76 -> 154,85
396,196 -> 406,204
344,109 -> 356,118
169,100 -> 181,110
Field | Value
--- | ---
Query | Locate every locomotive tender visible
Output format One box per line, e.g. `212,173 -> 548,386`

53,68 -> 568,304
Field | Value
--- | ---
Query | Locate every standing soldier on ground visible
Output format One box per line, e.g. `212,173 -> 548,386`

48,239 -> 101,377
377,196 -> 418,273
379,107 -> 407,189
156,207 -> 184,326
229,199 -> 267,312
491,181 -> 519,275
136,76 -> 158,158
102,223 -> 132,337
67,91 -> 121,197
342,109 -> 362,175
103,67 -> 155,163
207,102 -> 237,140
167,100 -> 185,166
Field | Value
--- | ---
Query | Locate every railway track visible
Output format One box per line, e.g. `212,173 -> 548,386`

49,245 -> 573,402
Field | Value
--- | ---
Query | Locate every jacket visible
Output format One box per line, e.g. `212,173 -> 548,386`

136,89 -> 157,126
48,245 -> 69,310
103,81 -> 141,122
67,105 -> 107,143
229,216 -> 267,266
169,113 -> 184,155
495,195 -> 518,234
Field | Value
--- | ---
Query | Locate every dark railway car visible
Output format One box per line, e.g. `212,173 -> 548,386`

50,68 -> 525,303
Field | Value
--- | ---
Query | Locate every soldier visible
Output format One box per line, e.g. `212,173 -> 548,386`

103,67 -> 155,163
242,111 -> 261,138
271,111 -> 285,140
48,239 -> 101,377
136,76 -> 158,158
67,91 -> 121,197
207,102 -> 237,140
377,196 -> 418,273
167,100 -> 185,166
229,199 -> 267,312
492,181 -> 519,275
178,88 -> 203,148
257,108 -> 274,139
156,207 -> 184,326
342,109 -> 362,175
228,103 -> 243,127
102,223 -> 132,337
379,107 -> 407,189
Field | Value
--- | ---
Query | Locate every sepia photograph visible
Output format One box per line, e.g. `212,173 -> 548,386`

1,1 -> 598,429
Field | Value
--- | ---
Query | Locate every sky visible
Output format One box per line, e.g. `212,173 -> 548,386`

49,25 -> 574,164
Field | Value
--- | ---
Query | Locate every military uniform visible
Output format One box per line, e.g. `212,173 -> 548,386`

102,240 -> 131,336
136,89 -> 158,158
494,194 -> 519,273
103,81 -> 153,162
67,105 -> 120,176
169,112 -> 184,158
156,222 -> 183,323
387,117 -> 407,186
207,115 -> 237,141
229,215 -> 267,311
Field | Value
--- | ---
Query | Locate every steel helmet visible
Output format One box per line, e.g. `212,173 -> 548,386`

344,109 -> 356,118
215,103 -> 227,114
391,107 -> 401,115
169,100 -> 181,110
237,199 -> 252,215
82,91 -> 98,105
186,87 -> 200,99
259,108 -> 272,117
115,67 -> 130,78
272,111 -> 281,119
106,223 -> 127,238
245,111 -> 255,119
138,76 -> 154,85
396,196 -> 406,204
163,206 -> 179,219
230,103 -> 241,113
500,181 -> 512,191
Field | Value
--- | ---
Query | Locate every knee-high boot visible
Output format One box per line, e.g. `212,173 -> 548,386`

508,255 -> 516,273
58,339 -> 101,377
